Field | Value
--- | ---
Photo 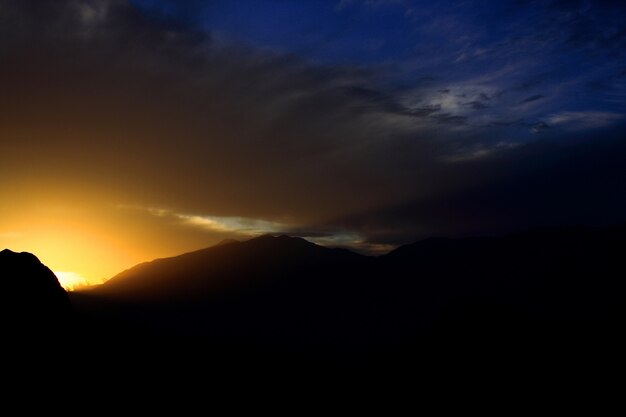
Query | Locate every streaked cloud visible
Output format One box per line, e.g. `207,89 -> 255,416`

519,95 -> 545,104
307,232 -> 395,255
441,141 -> 520,163
178,214 -> 287,235
120,205 -> 289,236
546,111 -> 624,130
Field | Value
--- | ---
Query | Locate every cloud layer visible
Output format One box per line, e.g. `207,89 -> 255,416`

2,0 -> 626,260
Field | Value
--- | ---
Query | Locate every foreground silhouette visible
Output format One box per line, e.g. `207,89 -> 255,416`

65,225 -> 626,378
4,225 -> 626,392
0,249 -> 72,338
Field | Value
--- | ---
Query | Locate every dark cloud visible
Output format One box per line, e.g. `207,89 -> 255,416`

406,105 -> 441,117
531,121 -> 550,133
464,101 -> 489,110
322,126 -> 626,245
519,94 -> 545,104
543,0 -> 626,56
433,114 -> 468,126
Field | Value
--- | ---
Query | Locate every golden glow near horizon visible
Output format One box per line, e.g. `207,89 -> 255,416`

0,187 -> 285,290
0,182 -> 377,291
0,188 -> 216,289
0,210 -> 142,290
54,271 -> 90,291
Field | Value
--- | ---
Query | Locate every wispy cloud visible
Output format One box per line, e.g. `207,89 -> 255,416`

441,141 -> 520,163
306,231 -> 395,255
119,205 -> 289,236
519,94 -> 545,104
178,214 -> 287,235
120,204 -> 393,253
546,111 -> 624,130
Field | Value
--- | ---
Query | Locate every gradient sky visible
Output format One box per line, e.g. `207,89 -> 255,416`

1,0 -> 625,288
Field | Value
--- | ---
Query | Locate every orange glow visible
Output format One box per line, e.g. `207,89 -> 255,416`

54,271 -> 89,291
1,199 -> 129,286
0,185 -> 231,289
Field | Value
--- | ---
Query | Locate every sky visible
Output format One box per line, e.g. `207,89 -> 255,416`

1,0 -> 625,289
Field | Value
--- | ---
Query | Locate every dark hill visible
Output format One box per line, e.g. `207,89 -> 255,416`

381,223 -> 626,323
68,225 -> 626,378
375,224 -> 626,360
71,234 -> 377,361
91,233 -> 366,301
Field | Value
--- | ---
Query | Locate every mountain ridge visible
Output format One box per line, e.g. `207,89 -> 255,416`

89,233 -> 366,301
69,223 -> 626,349
5,223 -> 626,383
82,223 -> 626,293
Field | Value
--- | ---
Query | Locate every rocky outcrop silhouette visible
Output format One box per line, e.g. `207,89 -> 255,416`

0,249 -> 72,336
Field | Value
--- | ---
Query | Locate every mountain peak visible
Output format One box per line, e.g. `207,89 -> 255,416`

92,231 -> 363,301
215,238 -> 240,247
244,234 -> 326,252
1,248 -> 41,263
249,233 -> 312,244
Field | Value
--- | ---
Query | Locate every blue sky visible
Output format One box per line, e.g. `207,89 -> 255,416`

130,0 -> 626,141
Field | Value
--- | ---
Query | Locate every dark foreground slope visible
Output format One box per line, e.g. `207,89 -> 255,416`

376,224 -> 626,373
69,226 -> 626,380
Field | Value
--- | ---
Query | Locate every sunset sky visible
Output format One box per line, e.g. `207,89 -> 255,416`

1,0 -> 626,289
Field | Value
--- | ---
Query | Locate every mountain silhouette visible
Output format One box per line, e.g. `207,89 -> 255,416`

381,224 -> 626,328
371,224 -> 626,381
20,224 -> 624,381
72,234 -> 374,357
91,234 -> 364,301
0,249 -> 72,337
69,226 -> 626,375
